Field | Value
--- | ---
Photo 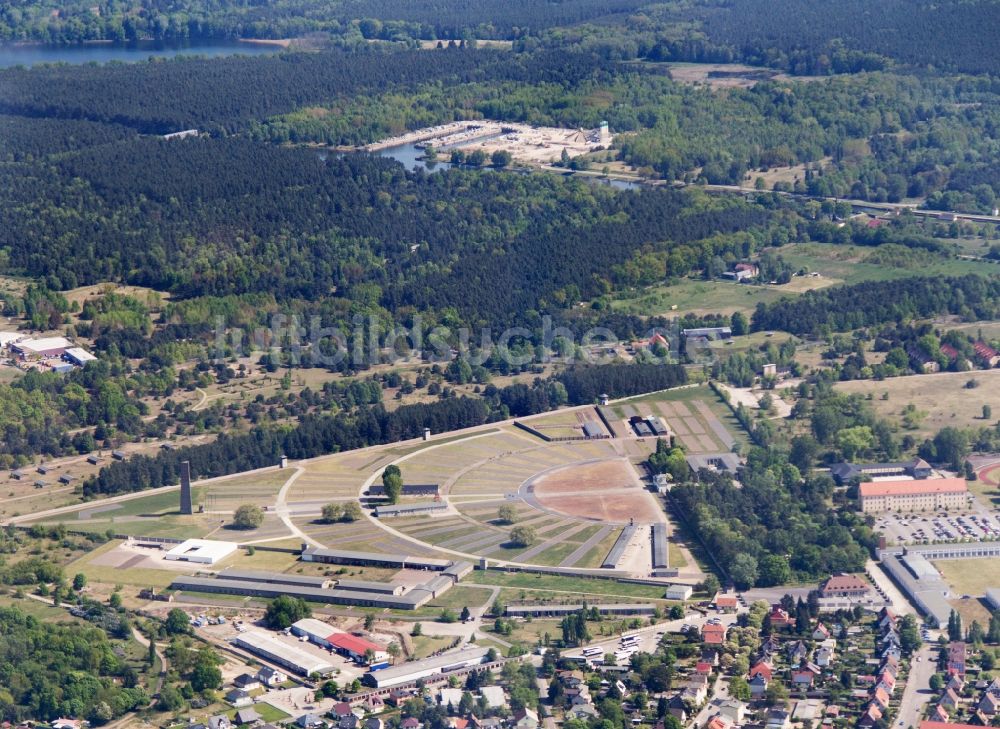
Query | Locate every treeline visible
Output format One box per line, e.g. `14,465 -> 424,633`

84,362 -> 685,497
0,0 -> 652,44
0,47 -> 604,134
0,606 -> 149,723
751,275 -> 1000,335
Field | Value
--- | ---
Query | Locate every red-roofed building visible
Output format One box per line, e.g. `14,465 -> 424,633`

858,477 -> 968,513
768,606 -> 795,628
948,641 -> 967,677
940,344 -> 961,362
713,593 -> 739,611
819,573 -> 871,598
695,661 -> 713,676
702,623 -> 727,645
859,705 -> 882,728
749,661 -> 773,682
872,687 -> 891,711
974,341 -> 1000,368
329,633 -> 388,663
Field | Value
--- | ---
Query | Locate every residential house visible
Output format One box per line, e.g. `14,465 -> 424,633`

819,573 -> 872,599
787,641 -> 809,664
339,715 -> 360,729
791,669 -> 815,688
400,719 -> 422,729
930,706 -> 950,723
566,704 -> 599,721
257,666 -> 288,687
706,717 -> 731,729
949,642 -> 968,677
296,716 -> 325,729
479,686 -> 506,709
765,709 -> 791,729
208,717 -> 233,729
877,670 -> 896,694
51,721 -> 81,729
702,623 -> 727,645
947,675 -> 965,693
878,608 -> 897,630
666,695 -> 687,722
974,341 -> 1000,368
513,708 -> 538,729
234,674 -> 262,691
438,689 -> 463,709
768,607 -> 795,629
365,695 -> 385,714
750,661 -> 773,682
978,693 -> 1000,716
694,661 -> 713,676
366,720 -> 384,729
713,593 -> 739,612
749,675 -> 769,698
225,689 -> 253,708
859,705 -> 882,728
446,719 -> 468,729
941,688 -> 962,711
872,687 -> 891,712
701,648 -> 721,667
234,709 -> 262,726
812,623 -> 831,641
682,681 -> 708,706
715,699 -> 746,725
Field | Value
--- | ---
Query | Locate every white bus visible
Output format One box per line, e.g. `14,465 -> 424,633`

582,647 -> 603,657
620,634 -> 640,645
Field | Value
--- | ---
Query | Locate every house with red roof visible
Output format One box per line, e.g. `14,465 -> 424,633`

768,606 -> 795,628
819,573 -> 871,599
702,623 -> 727,645
974,341 -> 1000,368
713,593 -> 739,612
695,661 -> 713,676
749,661 -> 773,682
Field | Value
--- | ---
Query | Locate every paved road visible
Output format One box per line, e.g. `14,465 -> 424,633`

896,643 -> 936,729
866,559 -> 918,617
690,674 -> 727,729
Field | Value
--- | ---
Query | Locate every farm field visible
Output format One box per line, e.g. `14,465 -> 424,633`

835,369 -> 1000,439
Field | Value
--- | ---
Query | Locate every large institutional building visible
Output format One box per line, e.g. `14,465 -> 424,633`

858,477 -> 968,513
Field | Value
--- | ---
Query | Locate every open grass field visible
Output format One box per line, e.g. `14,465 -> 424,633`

610,384 -> 750,453
201,469 -> 290,510
935,558 -> 1000,597
780,243 -> 986,284
835,369 -> 1000,439
611,278 -> 794,317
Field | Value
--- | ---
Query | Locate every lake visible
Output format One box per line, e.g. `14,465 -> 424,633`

0,39 -> 282,68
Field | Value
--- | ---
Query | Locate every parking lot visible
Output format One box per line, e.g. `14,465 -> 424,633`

877,504 -> 1000,546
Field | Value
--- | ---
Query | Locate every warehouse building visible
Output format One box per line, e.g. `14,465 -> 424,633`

164,539 -> 238,565
362,647 -> 491,689
233,631 -> 336,676
651,523 -> 668,569
602,526 -> 636,569
218,568 -> 333,589
169,576 -> 436,609
368,483 -> 440,497
334,579 -> 405,595
291,618 -> 342,648
300,546 -> 451,571
442,561 -> 475,581
878,549 -> 952,628
582,421 -> 606,439
11,336 -> 71,359
685,453 -> 741,475
858,478 -> 969,513
374,501 -> 448,518
664,584 -> 693,601
505,603 -> 656,618
830,458 -> 932,486
63,347 -> 97,366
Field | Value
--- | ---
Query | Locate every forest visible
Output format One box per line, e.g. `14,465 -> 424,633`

0,0 -> 652,44
0,135 -> 783,325
750,275 -> 1000,335
0,606 -> 150,723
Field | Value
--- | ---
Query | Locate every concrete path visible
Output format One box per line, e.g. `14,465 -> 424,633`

513,521 -> 596,562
